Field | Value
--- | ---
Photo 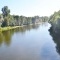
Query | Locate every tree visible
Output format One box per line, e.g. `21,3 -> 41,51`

1,6 -> 10,27
13,15 -> 20,26
2,6 -> 10,17
1,17 -> 8,27
20,16 -> 23,25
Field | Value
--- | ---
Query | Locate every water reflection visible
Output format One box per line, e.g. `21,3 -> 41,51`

0,31 -> 12,46
49,26 -> 60,55
0,25 -> 39,47
0,33 -> 4,46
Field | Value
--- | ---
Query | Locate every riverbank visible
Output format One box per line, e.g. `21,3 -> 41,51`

0,23 -> 41,32
0,26 -> 24,32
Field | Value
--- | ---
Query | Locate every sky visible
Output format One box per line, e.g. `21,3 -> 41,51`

0,0 -> 60,17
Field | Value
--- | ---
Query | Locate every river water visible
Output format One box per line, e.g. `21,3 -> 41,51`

0,22 -> 60,60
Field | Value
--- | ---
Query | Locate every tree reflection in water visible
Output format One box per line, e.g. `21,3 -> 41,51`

0,24 -> 39,47
49,26 -> 60,55
0,31 -> 12,46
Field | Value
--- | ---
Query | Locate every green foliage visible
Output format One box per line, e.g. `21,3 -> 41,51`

2,6 -> 10,17
0,6 -> 48,27
49,10 -> 60,30
49,10 -> 60,24
1,6 -> 11,27
1,17 -> 8,27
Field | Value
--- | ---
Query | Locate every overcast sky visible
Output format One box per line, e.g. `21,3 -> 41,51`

0,0 -> 60,17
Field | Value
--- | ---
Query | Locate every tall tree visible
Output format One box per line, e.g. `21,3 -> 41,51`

1,6 -> 10,27
2,6 -> 10,17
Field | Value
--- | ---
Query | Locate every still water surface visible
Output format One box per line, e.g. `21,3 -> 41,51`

0,22 -> 60,60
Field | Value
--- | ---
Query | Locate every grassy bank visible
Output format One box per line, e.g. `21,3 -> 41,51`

0,26 -> 24,32
0,23 -> 41,32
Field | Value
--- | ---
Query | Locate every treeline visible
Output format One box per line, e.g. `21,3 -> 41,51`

49,10 -> 60,30
49,10 -> 60,25
49,11 -> 60,54
0,6 -> 48,27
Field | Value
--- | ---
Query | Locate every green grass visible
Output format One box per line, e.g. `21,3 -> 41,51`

0,23 -> 41,32
0,26 -> 23,32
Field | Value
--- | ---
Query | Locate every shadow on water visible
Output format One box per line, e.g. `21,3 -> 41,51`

49,26 -> 60,55
0,24 -> 39,47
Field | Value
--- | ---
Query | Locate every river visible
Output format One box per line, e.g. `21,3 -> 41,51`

0,22 -> 60,60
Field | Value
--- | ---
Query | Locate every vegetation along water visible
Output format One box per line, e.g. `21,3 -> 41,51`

0,6 -> 60,60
